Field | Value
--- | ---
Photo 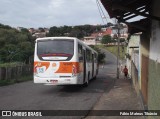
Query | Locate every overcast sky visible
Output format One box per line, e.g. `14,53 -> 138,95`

0,0 -> 111,28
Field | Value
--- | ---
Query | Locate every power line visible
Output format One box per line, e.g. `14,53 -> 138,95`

96,0 -> 105,25
96,0 -> 109,24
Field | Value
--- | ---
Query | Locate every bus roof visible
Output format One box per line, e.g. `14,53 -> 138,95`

36,37 -> 76,41
36,37 -> 98,54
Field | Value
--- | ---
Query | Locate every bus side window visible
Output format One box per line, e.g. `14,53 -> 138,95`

89,51 -> 92,62
86,49 -> 89,62
86,49 -> 92,62
94,53 -> 97,63
78,44 -> 83,61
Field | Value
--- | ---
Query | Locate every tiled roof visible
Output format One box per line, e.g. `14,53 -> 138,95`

91,28 -> 112,37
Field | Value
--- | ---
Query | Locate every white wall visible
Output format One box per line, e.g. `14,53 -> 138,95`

127,35 -> 140,77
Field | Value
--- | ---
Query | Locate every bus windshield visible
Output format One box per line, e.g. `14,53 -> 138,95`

37,39 -> 74,60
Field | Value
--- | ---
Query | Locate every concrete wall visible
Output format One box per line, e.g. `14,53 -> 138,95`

126,34 -> 140,78
126,35 -> 141,98
140,32 -> 150,107
147,1 -> 160,118
131,60 -> 139,93
148,0 -> 160,110
148,20 -> 160,119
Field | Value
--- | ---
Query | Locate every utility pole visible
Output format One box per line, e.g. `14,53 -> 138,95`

117,22 -> 120,79
109,19 -> 121,79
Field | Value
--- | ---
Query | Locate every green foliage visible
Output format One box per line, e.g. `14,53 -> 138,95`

120,38 -> 125,42
0,23 -> 104,64
0,62 -> 24,67
47,25 -> 101,38
98,45 -> 127,60
0,23 -> 12,29
0,79 -> 15,86
89,45 -> 106,64
0,75 -> 32,86
101,35 -> 112,44
0,23 -> 34,64
69,28 -> 83,38
47,26 -> 61,36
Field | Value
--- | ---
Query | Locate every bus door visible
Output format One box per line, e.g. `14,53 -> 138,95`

83,49 -> 86,83
92,53 -> 94,78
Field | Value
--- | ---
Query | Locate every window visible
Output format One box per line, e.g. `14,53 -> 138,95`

86,49 -> 91,62
78,44 -> 83,61
37,39 -> 74,61
94,53 -> 97,63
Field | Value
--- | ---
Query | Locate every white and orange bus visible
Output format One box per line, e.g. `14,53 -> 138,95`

34,37 -> 98,86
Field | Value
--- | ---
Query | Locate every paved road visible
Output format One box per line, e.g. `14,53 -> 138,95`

0,49 -> 117,119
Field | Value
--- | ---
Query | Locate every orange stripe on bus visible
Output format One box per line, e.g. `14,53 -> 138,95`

34,62 -> 50,72
55,62 -> 83,74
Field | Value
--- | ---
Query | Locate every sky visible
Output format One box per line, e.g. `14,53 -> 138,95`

0,0 -> 111,28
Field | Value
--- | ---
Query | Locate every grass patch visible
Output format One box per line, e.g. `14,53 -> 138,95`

0,62 -> 24,67
0,80 -> 15,86
17,75 -> 33,82
0,75 -> 33,86
96,45 -> 127,60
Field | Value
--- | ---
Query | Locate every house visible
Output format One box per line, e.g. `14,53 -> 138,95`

101,0 -> 160,113
28,28 -> 35,34
17,27 -> 24,31
32,32 -> 46,38
90,27 -> 127,45
28,27 -> 49,38
83,36 -> 96,45
111,24 -> 128,39
93,27 -> 112,40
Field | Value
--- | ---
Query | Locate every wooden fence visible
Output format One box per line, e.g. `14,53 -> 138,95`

0,65 -> 33,80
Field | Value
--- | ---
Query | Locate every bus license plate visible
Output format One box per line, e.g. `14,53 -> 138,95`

50,80 -> 58,84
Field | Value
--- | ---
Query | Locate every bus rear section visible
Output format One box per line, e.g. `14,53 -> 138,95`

34,38 -> 80,85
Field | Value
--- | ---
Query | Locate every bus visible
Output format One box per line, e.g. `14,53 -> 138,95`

34,37 -> 98,86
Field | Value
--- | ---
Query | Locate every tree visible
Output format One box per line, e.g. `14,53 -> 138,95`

120,38 -> 125,43
47,26 -> 61,36
89,45 -> 106,64
19,42 -> 33,64
0,23 -> 34,64
69,29 -> 83,38
59,25 -> 72,35
0,23 -> 12,29
101,35 -> 112,44
47,25 -> 102,38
